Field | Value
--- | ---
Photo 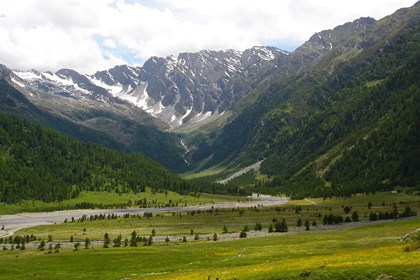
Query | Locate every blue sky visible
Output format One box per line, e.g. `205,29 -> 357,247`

0,0 -> 417,73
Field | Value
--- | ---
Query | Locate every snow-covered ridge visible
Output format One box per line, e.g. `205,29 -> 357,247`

9,45 -> 289,129
14,69 -> 91,97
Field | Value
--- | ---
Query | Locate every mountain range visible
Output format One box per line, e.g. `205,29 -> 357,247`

0,1 -> 419,197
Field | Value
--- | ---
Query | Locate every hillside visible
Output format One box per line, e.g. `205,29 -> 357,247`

0,3 -> 418,199
0,67 -> 188,172
0,112 -> 239,203
0,46 -> 289,172
205,3 -> 420,197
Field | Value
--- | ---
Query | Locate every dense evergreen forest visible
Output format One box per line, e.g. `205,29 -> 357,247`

262,28 -> 420,197
0,113 -> 241,203
211,25 -> 419,198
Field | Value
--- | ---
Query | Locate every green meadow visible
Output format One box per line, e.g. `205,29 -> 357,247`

0,219 -> 418,279
0,187 -> 244,215
0,192 -> 419,279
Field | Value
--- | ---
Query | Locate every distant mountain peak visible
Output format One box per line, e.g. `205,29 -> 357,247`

5,46 -> 288,129
91,46 -> 289,128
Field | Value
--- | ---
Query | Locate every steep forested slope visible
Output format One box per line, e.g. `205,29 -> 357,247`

208,5 -> 420,197
263,29 -> 419,197
0,113 -> 237,203
0,66 -> 188,173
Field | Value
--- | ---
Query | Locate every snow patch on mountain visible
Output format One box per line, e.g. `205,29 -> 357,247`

88,76 -> 124,96
11,77 -> 25,88
9,45 -> 289,130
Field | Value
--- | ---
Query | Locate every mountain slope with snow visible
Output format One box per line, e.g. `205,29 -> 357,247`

9,46 -> 288,130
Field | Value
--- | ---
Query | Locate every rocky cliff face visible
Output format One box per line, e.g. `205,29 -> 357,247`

5,46 -> 288,129
91,46 -> 289,128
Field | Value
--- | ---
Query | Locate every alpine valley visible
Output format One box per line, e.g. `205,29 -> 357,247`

0,1 -> 419,200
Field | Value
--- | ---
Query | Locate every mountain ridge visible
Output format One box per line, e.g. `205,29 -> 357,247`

0,2 -> 418,197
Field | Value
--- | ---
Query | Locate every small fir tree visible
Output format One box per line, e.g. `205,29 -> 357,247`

38,240 -> 46,251
74,242 -> 81,251
104,232 -> 111,248
351,211 -> 359,222
304,219 -> 310,231
84,237 -> 91,249
223,225 -> 228,233
130,231 -> 137,247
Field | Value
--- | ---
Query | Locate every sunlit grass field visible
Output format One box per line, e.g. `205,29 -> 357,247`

10,192 -> 416,242
0,187 -> 244,215
0,192 -> 419,279
0,219 -> 418,279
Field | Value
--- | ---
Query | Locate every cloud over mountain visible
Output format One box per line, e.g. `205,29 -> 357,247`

0,0 -> 416,73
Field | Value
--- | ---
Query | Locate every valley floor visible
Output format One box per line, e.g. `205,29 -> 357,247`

0,195 -> 288,238
0,219 -> 418,280
0,192 -> 418,279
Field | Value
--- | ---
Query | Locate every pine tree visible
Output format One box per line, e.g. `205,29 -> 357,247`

351,211 -> 359,222
223,225 -> 228,233
54,243 -> 61,253
113,234 -> 122,247
304,219 -> 310,231
38,240 -> 46,251
130,231 -> 137,247
147,236 -> 153,246
84,237 -> 91,249
104,232 -> 111,248
276,219 -> 288,232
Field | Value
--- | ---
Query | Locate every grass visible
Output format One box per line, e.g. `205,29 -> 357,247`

0,188 -> 245,215
12,191 -> 420,241
310,191 -> 420,208
1,192 -> 419,279
0,219 -> 418,279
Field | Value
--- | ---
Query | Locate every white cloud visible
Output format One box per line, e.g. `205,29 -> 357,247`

0,0 -> 416,74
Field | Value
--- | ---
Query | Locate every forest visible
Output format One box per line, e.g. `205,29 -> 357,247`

0,113 -> 242,203
215,26 -> 419,198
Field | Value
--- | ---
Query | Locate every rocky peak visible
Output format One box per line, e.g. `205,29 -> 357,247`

0,64 -> 13,79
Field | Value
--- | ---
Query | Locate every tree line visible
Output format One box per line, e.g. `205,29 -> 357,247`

0,112 -> 242,203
